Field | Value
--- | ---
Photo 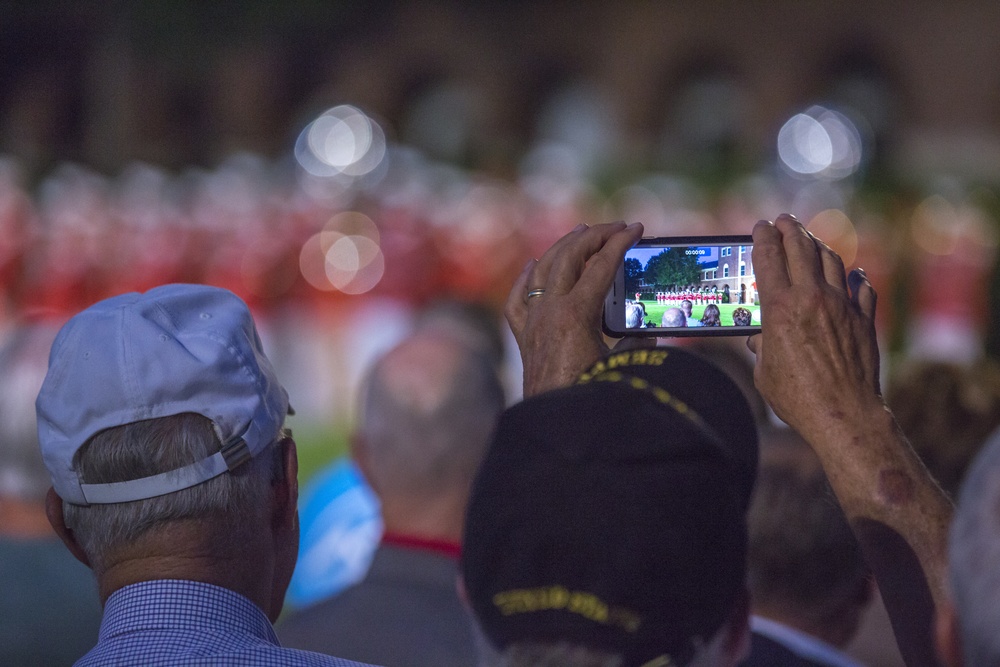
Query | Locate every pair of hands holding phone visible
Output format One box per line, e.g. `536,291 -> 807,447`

506,214 -> 951,667
505,214 -> 880,435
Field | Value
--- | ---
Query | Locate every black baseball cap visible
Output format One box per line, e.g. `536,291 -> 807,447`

462,347 -> 758,666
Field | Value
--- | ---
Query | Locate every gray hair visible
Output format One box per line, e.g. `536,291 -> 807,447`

0,324 -> 60,502
625,303 -> 644,329
358,337 -> 504,495
949,426 -> 1000,665
63,413 -> 284,573
661,308 -> 687,327
413,299 -> 506,370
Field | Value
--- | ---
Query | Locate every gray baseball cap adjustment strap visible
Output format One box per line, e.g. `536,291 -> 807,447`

77,449 -> 232,505
221,437 -> 252,471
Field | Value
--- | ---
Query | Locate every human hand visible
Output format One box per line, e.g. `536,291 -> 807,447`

506,221 -> 644,396
747,214 -> 883,443
749,215 -> 956,667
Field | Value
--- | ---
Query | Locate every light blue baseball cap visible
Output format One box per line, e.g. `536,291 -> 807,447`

36,284 -> 291,506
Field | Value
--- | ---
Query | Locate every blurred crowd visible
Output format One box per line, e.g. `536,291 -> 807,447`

0,150 -> 570,323
1,143 -> 997,349
0,143 -> 999,428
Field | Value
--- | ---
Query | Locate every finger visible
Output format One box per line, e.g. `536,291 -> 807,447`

527,223 -> 604,292
572,222 -> 644,301
542,222 -> 628,296
504,258 -> 535,342
774,214 -> 824,286
848,268 -> 877,320
746,333 -> 761,357
817,239 -> 849,293
751,220 -> 790,306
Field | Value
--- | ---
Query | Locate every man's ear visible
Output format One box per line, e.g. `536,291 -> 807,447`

268,437 -> 301,622
936,601 -> 964,667
45,487 -> 91,568
278,437 -> 299,519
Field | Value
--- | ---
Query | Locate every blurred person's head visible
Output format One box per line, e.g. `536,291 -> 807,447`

662,307 -> 687,327
38,284 -> 297,620
681,299 -> 694,317
353,333 -> 505,543
747,427 -> 871,648
413,298 -> 506,371
463,348 -> 759,667
939,427 -> 1000,666
732,308 -> 752,327
887,359 -> 1000,498
701,304 -> 722,327
625,302 -> 645,329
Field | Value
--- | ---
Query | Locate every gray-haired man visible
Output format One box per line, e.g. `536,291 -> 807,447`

38,284 -> 375,666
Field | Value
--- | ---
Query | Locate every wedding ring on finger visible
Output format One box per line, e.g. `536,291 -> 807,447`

526,288 -> 546,300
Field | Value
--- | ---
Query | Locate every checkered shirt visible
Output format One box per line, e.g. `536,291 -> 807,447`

76,579 -> 378,666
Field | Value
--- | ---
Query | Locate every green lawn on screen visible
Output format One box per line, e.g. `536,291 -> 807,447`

639,302 -> 760,327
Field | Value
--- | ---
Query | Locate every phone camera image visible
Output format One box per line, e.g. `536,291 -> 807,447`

604,235 -> 761,337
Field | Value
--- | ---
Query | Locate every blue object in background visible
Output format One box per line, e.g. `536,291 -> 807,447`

286,457 -> 383,609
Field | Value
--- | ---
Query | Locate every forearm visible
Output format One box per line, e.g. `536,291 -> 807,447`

746,215 -> 948,665
806,403 -> 951,667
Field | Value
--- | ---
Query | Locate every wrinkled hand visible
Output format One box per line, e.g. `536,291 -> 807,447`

506,222 -> 644,396
748,214 -> 884,443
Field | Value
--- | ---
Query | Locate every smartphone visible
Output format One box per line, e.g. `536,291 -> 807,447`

603,235 -> 761,337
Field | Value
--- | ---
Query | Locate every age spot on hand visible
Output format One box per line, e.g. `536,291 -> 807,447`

877,469 -> 913,506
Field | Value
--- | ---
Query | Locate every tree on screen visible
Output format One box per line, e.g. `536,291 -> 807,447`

624,257 -> 643,294
644,248 -> 700,288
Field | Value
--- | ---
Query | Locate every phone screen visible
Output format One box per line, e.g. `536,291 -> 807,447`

603,235 -> 761,337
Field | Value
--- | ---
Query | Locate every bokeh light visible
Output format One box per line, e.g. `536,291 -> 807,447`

911,195 -> 960,256
326,235 -> 384,294
806,208 -> 859,266
778,106 -> 863,180
298,211 -> 385,295
295,106 -> 387,178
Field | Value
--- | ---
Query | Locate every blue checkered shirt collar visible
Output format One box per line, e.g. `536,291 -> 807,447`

79,579 -> 379,666
99,579 -> 278,644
